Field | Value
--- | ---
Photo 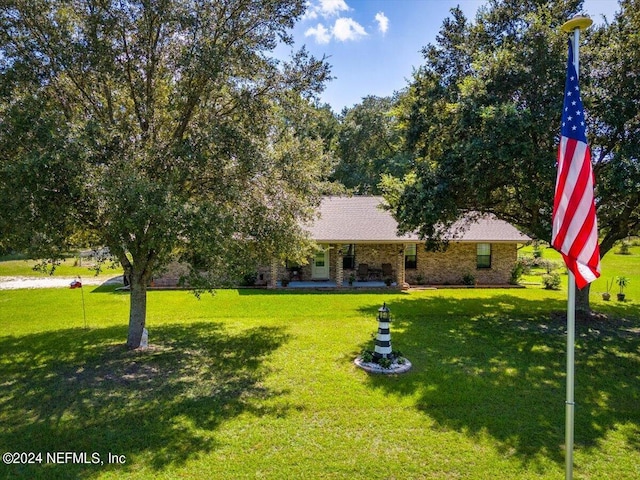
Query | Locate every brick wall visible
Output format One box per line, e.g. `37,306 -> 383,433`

257,241 -> 518,287
405,242 -> 516,285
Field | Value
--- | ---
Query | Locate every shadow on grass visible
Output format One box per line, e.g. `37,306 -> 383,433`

357,294 -> 640,466
0,323 -> 290,479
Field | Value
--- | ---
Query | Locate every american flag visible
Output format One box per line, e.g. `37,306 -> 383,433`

552,40 -> 600,289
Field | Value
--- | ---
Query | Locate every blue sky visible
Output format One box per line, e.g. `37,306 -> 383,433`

284,0 -> 621,112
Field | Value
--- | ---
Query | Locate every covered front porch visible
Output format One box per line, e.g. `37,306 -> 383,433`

264,242 -> 408,289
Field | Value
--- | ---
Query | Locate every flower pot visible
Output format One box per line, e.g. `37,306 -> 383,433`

602,292 -> 611,301
617,293 -> 625,301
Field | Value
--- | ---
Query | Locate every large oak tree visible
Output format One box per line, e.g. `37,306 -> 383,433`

383,0 -> 639,311
0,0 -> 332,347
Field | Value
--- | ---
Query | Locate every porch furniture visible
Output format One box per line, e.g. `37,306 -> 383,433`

381,263 -> 393,278
357,263 -> 369,281
368,267 -> 383,280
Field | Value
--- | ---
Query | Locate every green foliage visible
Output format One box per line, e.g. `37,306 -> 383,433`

359,348 -> 373,363
384,0 -> 640,263
331,95 -> 409,194
377,356 -> 392,369
0,0 -> 332,347
542,272 -> 561,290
533,244 -> 543,259
509,260 -> 525,285
616,241 -> 631,255
462,272 -> 476,286
616,276 -> 629,294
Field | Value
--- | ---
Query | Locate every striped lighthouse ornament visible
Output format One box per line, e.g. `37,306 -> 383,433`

373,303 -> 392,360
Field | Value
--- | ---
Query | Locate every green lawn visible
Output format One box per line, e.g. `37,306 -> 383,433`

0,250 -> 639,479
0,255 -> 123,278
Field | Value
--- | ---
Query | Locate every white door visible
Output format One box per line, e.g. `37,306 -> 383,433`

311,246 -> 330,279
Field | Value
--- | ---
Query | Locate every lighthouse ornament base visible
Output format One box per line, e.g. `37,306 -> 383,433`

354,355 -> 412,374
354,303 -> 412,374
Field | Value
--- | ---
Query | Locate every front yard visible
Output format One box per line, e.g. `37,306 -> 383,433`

0,249 -> 638,479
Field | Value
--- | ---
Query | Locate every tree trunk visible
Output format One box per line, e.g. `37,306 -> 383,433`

127,274 -> 148,349
575,282 -> 591,315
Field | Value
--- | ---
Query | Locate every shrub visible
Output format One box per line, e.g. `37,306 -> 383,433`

616,241 -> 631,255
240,272 -> 257,287
360,349 -> 373,363
462,273 -> 476,286
532,243 -> 543,258
542,272 -> 561,290
538,259 -> 561,274
516,255 -> 535,274
378,357 -> 392,369
509,261 -> 525,285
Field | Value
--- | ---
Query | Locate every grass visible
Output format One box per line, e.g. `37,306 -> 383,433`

519,244 -> 640,299
0,249 -> 639,479
0,255 -> 123,279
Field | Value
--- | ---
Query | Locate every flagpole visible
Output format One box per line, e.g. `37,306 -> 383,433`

560,15 -> 592,480
565,270 -> 576,480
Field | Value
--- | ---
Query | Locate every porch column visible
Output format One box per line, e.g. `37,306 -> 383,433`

335,244 -> 343,287
397,245 -> 407,288
268,259 -> 278,289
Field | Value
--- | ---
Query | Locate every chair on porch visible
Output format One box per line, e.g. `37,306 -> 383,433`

357,263 -> 369,282
381,263 -> 393,279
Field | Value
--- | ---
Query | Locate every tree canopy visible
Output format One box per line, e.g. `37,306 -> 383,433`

383,0 -> 639,262
330,95 -> 408,194
0,0 -> 332,347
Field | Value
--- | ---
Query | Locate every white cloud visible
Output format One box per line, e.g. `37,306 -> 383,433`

302,3 -> 318,21
318,0 -> 350,17
304,23 -> 332,44
333,17 -> 367,42
303,0 -> 350,20
302,1 -> 368,45
375,12 -> 389,35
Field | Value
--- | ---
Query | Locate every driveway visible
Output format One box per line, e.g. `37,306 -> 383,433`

0,275 -> 123,290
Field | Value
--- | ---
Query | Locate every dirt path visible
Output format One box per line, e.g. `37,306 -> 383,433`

0,275 -> 123,290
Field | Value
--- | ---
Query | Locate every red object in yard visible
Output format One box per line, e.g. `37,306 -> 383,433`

70,280 -> 82,289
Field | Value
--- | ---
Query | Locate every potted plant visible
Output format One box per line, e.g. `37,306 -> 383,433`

616,276 -> 629,301
348,273 -> 356,286
602,278 -> 613,301
280,277 -> 290,287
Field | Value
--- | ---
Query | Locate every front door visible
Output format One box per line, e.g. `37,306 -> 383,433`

311,245 -> 330,279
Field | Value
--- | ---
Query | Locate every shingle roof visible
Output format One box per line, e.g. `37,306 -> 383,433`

306,196 -> 531,243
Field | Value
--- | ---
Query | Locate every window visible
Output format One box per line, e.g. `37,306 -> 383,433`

342,244 -> 356,269
477,243 -> 492,269
314,250 -> 325,267
405,244 -> 417,269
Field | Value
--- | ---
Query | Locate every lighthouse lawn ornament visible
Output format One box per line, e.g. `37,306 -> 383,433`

373,303 -> 392,361
354,302 -> 411,374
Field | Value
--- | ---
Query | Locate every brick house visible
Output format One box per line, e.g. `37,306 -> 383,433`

258,196 -> 531,288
